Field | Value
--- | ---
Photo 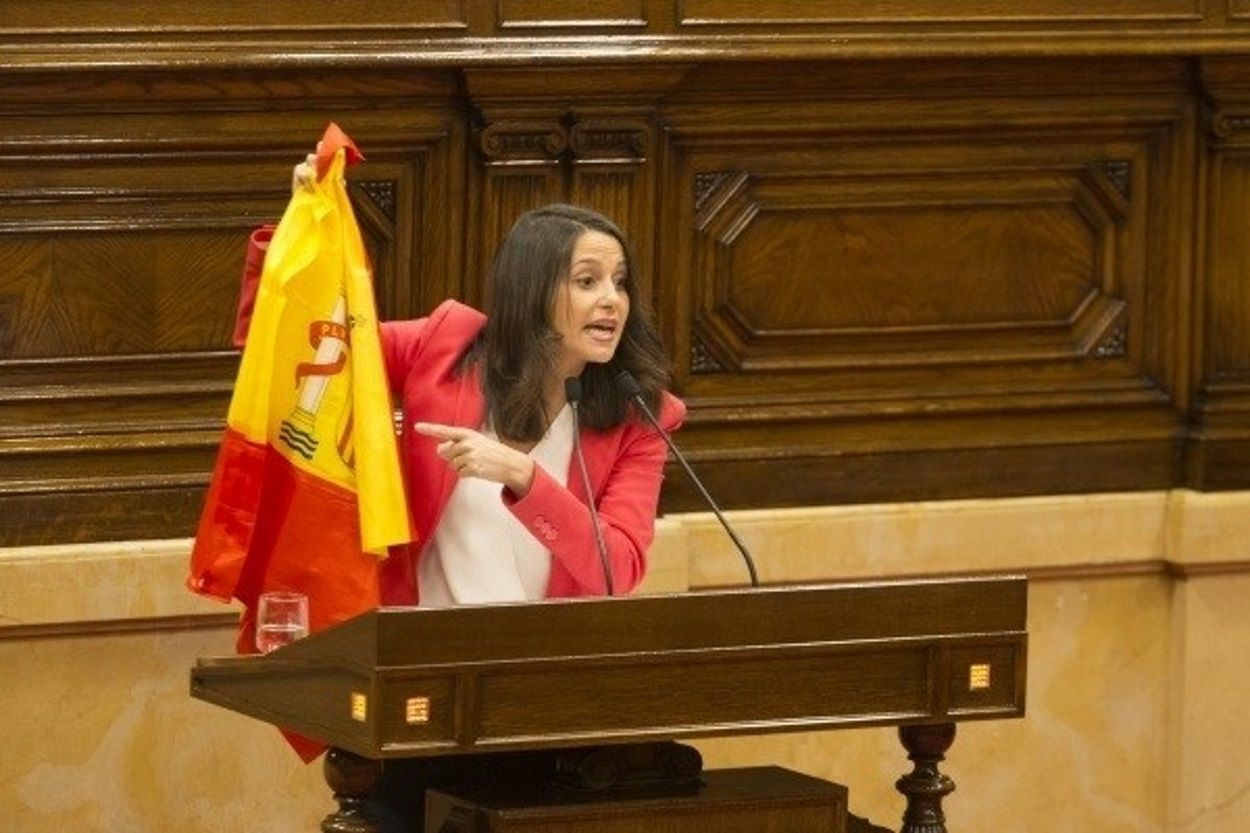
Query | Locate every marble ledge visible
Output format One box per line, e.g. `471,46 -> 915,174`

1,489 -> 1247,630
675,489 -> 1250,588
0,538 -> 230,632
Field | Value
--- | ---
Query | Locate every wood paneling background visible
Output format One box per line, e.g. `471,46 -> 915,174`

2,3 -> 1250,545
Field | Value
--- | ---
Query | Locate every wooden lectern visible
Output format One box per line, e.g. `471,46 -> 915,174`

192,576 -> 1027,832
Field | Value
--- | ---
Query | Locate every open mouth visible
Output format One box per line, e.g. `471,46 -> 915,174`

584,321 -> 619,342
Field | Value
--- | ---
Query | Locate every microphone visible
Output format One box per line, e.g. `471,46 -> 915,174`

615,370 -> 759,588
565,377 -> 614,596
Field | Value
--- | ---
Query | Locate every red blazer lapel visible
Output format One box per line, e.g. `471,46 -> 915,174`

432,364 -> 485,514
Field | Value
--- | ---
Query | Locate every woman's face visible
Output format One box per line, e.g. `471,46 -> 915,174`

550,229 -> 630,380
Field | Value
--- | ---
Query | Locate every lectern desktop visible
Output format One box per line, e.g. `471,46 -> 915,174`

192,576 -> 1027,832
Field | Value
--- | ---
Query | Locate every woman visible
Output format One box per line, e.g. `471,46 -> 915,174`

237,184 -> 684,606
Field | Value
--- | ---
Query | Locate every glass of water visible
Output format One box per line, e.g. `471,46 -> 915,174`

255,591 -> 309,653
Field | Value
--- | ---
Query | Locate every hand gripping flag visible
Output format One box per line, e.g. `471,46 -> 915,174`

188,124 -> 411,665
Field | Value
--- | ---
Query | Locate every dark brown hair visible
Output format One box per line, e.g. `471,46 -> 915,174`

473,204 -> 669,442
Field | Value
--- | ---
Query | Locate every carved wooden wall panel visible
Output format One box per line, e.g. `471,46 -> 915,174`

465,112 -> 658,312
688,168 -> 1127,367
1203,153 -> 1250,373
463,67 -> 670,308
1,18 -> 1249,543
0,150 -> 274,544
468,118 -> 568,308
653,62 -> 1192,507
676,0 -> 1202,25
0,72 -> 463,544
7,0 -> 1244,48
0,2 -> 469,33
1189,59 -> 1250,486
569,118 -> 658,299
498,0 -> 648,28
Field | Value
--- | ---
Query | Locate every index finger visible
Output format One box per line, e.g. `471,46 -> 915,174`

414,422 -> 473,441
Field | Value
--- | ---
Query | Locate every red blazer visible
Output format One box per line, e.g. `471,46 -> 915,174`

236,229 -> 685,605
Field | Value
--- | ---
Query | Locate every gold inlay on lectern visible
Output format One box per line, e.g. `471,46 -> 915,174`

969,663 -> 991,691
351,692 -> 368,722
406,696 -> 431,725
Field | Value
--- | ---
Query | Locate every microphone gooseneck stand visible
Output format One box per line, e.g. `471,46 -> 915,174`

615,370 -> 760,588
565,377 -> 614,596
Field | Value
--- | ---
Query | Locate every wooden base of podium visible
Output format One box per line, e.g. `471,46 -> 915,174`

424,766 -> 847,833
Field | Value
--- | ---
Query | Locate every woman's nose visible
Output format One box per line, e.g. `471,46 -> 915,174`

597,283 -> 621,306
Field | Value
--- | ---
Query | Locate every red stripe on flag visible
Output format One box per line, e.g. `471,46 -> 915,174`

232,450 -> 380,643
190,427 -> 381,646
188,427 -> 267,603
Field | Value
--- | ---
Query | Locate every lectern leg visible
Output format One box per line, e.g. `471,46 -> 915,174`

895,723 -> 956,833
322,747 -> 383,833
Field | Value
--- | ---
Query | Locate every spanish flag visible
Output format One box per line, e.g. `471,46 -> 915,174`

188,124 -> 411,656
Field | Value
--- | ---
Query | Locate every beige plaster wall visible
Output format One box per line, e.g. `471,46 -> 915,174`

1,490 -> 1247,832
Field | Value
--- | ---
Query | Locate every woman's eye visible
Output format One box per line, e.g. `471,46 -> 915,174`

575,276 -> 596,288
613,277 -> 628,291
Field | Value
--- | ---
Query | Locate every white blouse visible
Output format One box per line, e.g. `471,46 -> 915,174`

416,405 -> 574,608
